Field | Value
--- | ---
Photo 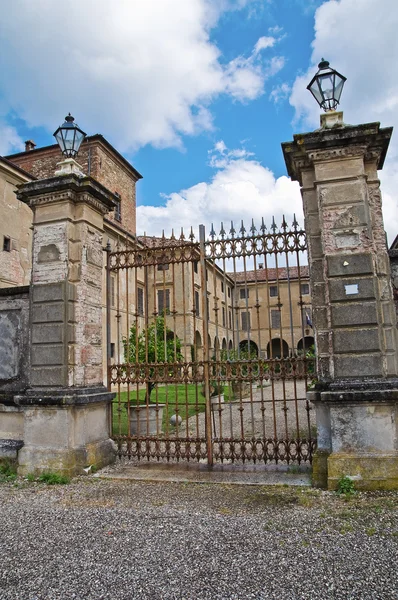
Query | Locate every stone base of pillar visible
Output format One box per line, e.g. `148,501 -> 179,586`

15,387 -> 116,477
310,381 -> 398,490
328,452 -> 398,491
312,449 -> 331,489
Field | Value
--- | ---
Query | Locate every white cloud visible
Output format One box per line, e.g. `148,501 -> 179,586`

0,121 -> 24,156
137,141 -> 302,237
289,0 -> 398,244
208,140 -> 255,168
254,36 -> 276,53
0,0 -> 283,152
269,82 -> 291,104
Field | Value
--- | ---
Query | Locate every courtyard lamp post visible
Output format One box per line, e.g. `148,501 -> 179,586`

53,113 -> 87,176
307,59 -> 346,112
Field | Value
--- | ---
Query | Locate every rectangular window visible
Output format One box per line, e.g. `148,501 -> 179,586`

271,309 -> 281,329
193,261 -> 198,274
110,276 -> 115,307
110,343 -> 115,359
301,283 -> 310,295
114,193 -> 121,222
207,298 -> 210,319
157,263 -> 169,271
3,236 -> 10,252
269,285 -> 278,297
137,287 -> 144,316
229,310 -> 232,329
228,287 -> 231,298
240,288 -> 249,300
195,290 -> 200,317
241,311 -> 251,331
222,306 -> 226,327
158,289 -> 170,314
221,281 -> 224,293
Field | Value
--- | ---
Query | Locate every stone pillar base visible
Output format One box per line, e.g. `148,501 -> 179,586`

312,450 -> 331,489
15,387 -> 116,477
328,453 -> 398,491
17,438 -> 116,477
310,382 -> 398,491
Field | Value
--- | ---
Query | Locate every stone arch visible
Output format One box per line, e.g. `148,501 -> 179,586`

213,336 -> 220,359
266,338 -> 289,358
194,330 -> 203,361
297,336 -> 315,354
228,339 -> 233,351
222,338 -> 227,351
239,339 -> 258,357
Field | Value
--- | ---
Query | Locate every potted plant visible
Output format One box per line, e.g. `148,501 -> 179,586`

122,316 -> 183,435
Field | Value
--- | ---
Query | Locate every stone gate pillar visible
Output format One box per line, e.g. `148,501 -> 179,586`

282,113 -> 398,490
15,174 -> 117,476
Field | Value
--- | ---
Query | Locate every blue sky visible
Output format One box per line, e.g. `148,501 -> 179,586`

0,0 -> 397,242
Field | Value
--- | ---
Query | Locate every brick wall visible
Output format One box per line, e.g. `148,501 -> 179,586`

6,137 -> 140,235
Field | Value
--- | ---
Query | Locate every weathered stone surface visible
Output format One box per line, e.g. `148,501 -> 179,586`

333,328 -> 380,353
31,344 -> 64,366
331,302 -> 377,327
30,366 -> 67,387
33,282 -> 65,303
32,303 -> 64,323
327,253 -> 373,277
32,323 -> 64,344
0,310 -> 20,379
0,288 -> 30,392
329,277 -> 375,302
334,354 -> 383,378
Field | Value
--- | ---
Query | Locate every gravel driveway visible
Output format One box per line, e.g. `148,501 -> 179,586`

0,478 -> 397,600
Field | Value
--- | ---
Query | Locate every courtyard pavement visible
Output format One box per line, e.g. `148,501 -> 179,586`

0,471 -> 397,600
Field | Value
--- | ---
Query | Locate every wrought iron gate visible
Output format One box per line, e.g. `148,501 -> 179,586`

106,217 -> 316,464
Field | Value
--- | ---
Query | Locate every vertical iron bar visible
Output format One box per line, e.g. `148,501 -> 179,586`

199,224 -> 213,466
105,240 -> 112,393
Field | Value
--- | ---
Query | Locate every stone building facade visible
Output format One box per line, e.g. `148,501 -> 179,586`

3,136 -> 312,383
0,157 -> 34,288
6,135 -> 142,235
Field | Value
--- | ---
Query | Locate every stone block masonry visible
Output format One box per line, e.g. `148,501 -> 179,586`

282,114 -> 398,490
13,174 -> 118,475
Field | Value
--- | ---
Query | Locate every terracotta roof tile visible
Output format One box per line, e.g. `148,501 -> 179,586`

229,265 -> 309,283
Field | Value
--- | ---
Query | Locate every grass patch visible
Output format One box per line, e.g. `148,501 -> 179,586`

112,383 -> 232,436
37,472 -> 70,485
0,462 -> 17,482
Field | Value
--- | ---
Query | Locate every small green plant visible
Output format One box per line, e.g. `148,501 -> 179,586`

0,462 -> 17,482
26,473 -> 36,482
37,472 -> 70,485
337,475 -> 356,497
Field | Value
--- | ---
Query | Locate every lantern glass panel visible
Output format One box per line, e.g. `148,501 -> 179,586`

319,73 -> 335,100
309,79 -> 323,105
334,76 -> 345,103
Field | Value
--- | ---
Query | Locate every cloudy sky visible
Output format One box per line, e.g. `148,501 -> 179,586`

0,0 -> 397,243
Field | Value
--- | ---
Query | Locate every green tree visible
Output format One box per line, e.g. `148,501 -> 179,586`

123,316 -> 183,402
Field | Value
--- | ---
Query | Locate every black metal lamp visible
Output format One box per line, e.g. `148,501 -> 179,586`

307,59 -> 346,111
53,113 -> 86,158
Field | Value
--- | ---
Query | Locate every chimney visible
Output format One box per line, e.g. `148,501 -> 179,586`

25,140 -> 36,152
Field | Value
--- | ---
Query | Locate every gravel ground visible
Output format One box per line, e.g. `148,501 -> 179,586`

0,477 -> 397,600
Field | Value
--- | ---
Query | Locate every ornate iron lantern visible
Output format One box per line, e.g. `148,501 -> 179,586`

53,113 -> 86,158
307,59 -> 346,111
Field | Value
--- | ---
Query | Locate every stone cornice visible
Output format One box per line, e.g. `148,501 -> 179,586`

16,174 -> 117,215
282,122 -> 393,184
